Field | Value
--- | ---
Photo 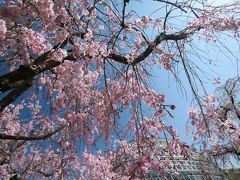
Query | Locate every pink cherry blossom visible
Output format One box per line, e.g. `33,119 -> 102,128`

0,19 -> 7,40
50,48 -> 67,62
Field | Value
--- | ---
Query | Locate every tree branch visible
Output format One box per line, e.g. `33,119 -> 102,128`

0,37 -> 70,93
0,127 -> 64,141
109,28 -> 200,65
0,82 -> 32,112
0,65 -> 36,93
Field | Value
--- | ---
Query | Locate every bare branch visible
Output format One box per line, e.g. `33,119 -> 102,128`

153,0 -> 187,13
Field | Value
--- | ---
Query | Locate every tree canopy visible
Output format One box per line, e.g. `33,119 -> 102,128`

0,0 -> 239,179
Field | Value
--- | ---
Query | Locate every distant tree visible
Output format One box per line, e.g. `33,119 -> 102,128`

0,0 -> 239,179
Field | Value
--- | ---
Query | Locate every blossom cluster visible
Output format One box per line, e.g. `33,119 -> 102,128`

21,27 -> 52,55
